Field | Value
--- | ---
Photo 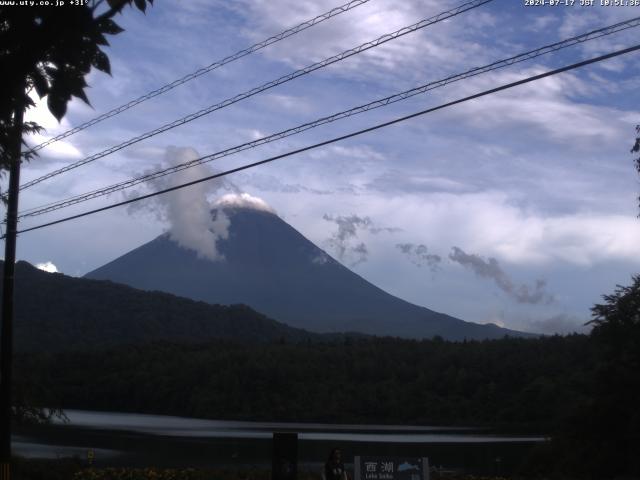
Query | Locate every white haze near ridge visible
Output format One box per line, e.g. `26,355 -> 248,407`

35,261 -> 59,273
214,192 -> 276,214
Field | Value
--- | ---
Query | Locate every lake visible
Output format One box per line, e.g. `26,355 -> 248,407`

13,410 -> 545,475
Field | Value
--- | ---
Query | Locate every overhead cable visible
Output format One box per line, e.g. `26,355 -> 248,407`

10,43 -> 640,238
20,0 -> 493,191
27,0 -> 373,153
18,15 -> 640,219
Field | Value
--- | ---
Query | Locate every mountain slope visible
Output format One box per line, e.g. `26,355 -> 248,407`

3,260 -> 319,353
85,207 -> 529,340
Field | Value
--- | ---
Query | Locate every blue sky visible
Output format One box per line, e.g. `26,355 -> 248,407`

7,0 -> 640,334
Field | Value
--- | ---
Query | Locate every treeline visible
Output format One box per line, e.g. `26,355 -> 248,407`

15,334 -> 593,432
11,272 -> 640,477
5,261 -> 322,353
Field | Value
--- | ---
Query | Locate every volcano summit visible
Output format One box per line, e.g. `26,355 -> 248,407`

86,196 -> 527,340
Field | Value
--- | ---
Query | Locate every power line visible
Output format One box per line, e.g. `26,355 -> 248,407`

20,0 -> 493,191
10,43 -> 640,238
18,15 -> 640,219
27,0 -> 372,154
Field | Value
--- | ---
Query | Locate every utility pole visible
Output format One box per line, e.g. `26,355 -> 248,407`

0,103 -> 24,480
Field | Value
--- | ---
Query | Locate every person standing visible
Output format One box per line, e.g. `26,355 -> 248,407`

323,448 -> 348,480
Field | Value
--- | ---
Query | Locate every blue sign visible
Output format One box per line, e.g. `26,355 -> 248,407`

354,457 -> 429,480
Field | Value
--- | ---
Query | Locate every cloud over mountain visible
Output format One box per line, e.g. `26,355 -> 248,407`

323,214 -> 400,266
126,147 -> 232,261
396,243 -> 442,272
449,246 -> 554,305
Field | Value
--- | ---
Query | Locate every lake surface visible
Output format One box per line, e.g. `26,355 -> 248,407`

13,409 -> 545,474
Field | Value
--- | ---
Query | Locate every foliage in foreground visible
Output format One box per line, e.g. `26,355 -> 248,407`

12,457 -> 82,480
13,277 -> 640,478
72,467 -> 320,480
14,459 -> 513,480
551,276 -> 640,478
71,469 -> 513,480
0,0 -> 154,170
14,461 -> 512,480
16,334 -> 593,431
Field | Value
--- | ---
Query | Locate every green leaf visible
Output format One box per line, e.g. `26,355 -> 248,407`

92,50 -> 111,75
63,71 -> 92,106
106,0 -> 131,11
75,88 -> 90,105
133,0 -> 146,12
95,33 -> 110,47
47,92 -> 68,121
30,70 -> 49,98
23,92 -> 35,108
98,18 -> 124,35
23,121 -> 44,136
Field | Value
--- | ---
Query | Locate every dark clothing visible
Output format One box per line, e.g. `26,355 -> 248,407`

325,462 -> 347,480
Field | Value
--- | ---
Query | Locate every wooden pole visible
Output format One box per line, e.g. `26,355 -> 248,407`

0,104 -> 24,480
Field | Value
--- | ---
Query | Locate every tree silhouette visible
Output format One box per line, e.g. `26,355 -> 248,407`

0,0 -> 154,170
551,277 -> 640,478
632,126 -> 640,214
0,1 -> 154,476
587,276 -> 640,477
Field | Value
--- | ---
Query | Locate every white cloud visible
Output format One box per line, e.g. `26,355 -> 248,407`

10,0 -> 640,337
367,170 -> 474,194
525,15 -> 558,33
246,129 -> 266,141
437,65 -> 631,147
558,10 -> 602,39
309,144 -> 386,163
133,147 -> 232,261
308,190 -> 640,268
234,0 -> 497,85
35,261 -> 59,273
214,192 -> 276,213
261,94 -> 312,113
23,94 -> 84,160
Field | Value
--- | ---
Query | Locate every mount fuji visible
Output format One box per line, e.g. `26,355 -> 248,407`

85,198 -> 529,340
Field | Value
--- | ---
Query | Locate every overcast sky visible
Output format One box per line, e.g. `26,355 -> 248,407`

6,0 -> 640,335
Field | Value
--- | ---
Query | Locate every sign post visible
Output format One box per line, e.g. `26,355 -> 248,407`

354,457 -> 429,480
272,432 -> 298,480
